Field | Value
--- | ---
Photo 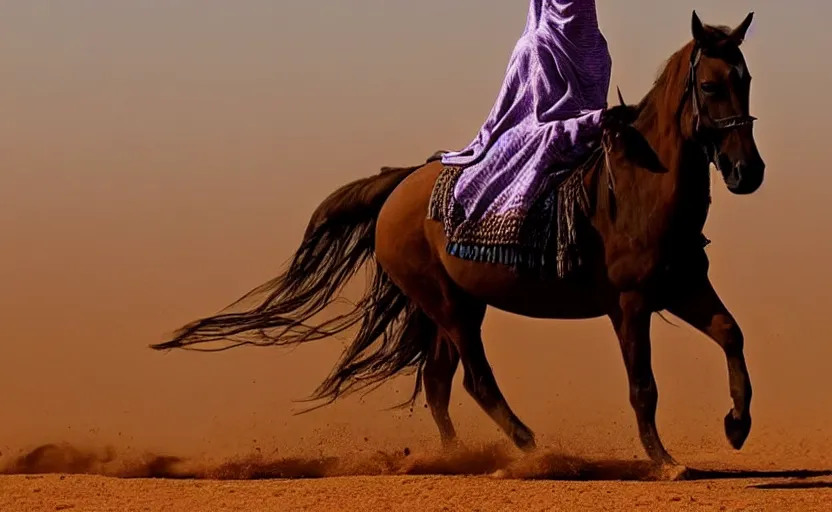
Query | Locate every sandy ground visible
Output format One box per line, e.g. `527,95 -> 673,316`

1,473 -> 831,512
1,444 -> 831,511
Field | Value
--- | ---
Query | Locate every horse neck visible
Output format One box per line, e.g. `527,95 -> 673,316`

619,45 -> 712,240
633,45 -> 697,177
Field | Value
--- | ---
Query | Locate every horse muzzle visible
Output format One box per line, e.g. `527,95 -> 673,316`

723,157 -> 765,195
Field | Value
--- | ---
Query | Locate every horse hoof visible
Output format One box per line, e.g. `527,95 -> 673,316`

724,411 -> 751,450
490,468 -> 511,479
513,427 -> 537,453
656,463 -> 689,481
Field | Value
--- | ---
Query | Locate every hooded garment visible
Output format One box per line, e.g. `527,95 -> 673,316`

439,0 -> 611,250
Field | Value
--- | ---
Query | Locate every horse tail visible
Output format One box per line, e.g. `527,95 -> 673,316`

150,162 -> 436,407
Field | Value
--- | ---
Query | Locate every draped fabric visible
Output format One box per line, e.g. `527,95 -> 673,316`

439,0 -> 611,248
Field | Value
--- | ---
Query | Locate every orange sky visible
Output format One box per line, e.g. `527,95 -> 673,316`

0,1 -> 830,466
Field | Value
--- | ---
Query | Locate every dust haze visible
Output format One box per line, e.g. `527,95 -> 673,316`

1,0 -> 831,478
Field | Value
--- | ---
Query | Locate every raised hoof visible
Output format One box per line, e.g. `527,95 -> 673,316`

656,463 -> 689,481
724,411 -> 752,450
512,426 -> 537,453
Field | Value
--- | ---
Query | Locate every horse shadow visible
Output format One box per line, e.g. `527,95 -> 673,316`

685,467 -> 832,488
463,450 -> 832,488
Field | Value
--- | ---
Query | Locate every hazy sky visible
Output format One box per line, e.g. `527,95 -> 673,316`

1,1 -> 830,465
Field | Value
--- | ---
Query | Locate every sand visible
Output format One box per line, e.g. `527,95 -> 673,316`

2,472 -> 831,512
1,443 -> 831,511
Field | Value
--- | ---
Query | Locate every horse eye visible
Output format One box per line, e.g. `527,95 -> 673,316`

700,81 -> 721,95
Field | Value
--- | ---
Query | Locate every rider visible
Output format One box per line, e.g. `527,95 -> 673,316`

441,0 -> 612,220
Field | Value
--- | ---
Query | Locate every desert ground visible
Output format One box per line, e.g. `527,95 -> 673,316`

0,473 -> 829,512
1,443 -> 831,511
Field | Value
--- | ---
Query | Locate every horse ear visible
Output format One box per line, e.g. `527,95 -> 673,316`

729,12 -> 754,45
616,86 -> 626,107
691,10 -> 707,43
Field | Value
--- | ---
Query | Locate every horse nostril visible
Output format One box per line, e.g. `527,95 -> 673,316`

716,154 -> 733,174
733,162 -> 745,181
726,159 -> 763,194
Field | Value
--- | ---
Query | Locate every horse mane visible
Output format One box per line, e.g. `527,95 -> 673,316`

635,43 -> 692,133
635,24 -> 735,133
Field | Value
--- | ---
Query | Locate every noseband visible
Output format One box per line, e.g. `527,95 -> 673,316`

682,45 -> 757,170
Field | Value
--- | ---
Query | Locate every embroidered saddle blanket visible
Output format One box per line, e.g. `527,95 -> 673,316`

426,148 -> 604,278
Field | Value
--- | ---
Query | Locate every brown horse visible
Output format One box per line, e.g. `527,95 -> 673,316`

152,12 -> 764,470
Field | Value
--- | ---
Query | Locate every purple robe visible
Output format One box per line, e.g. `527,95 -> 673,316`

440,0 -> 611,239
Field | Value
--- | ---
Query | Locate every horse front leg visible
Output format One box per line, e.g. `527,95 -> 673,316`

611,292 -> 677,466
667,278 -> 752,450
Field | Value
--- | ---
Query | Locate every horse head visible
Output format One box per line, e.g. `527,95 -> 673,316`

688,11 -> 764,194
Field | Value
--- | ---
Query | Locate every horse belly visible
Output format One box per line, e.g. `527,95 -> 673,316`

434,241 -> 606,319
483,281 -> 606,319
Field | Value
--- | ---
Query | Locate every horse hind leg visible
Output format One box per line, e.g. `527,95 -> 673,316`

441,298 -> 537,452
374,162 -> 534,452
422,334 -> 460,449
380,248 -> 535,451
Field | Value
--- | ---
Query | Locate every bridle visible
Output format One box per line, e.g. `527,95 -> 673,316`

682,44 -> 757,171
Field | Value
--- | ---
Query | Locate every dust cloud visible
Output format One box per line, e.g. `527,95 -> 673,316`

13,442 -> 828,482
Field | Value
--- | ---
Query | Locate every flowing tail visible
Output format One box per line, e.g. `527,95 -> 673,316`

150,163 -> 436,408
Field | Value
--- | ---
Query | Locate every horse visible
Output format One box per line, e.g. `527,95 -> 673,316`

152,11 -> 764,472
